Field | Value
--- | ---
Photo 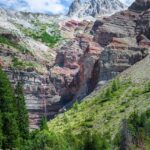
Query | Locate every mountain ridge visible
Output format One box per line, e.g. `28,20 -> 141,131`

68,0 -> 127,17
0,0 -> 149,129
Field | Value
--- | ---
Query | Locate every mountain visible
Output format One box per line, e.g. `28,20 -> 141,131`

0,0 -> 149,130
0,0 -> 150,149
129,0 -> 150,12
48,55 -> 150,149
67,0 -> 126,17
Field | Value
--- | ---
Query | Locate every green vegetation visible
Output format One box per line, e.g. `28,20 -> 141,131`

0,68 -> 29,149
0,67 -> 20,149
17,22 -> 62,47
15,82 -> 29,141
45,76 -> 150,149
11,56 -> 47,73
12,57 -> 25,69
116,109 -> 150,149
0,34 -> 31,54
0,111 -> 3,148
1,53 -> 150,149
22,78 -> 149,150
40,117 -> 49,131
11,57 -> 35,70
39,32 -> 61,47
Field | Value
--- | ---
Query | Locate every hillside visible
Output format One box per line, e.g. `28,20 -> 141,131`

0,8 -> 94,128
0,0 -> 150,149
0,0 -> 149,129
47,55 -> 150,149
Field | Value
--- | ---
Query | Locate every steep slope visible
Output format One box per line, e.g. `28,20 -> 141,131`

0,0 -> 150,129
52,0 -> 150,111
129,0 -> 150,12
0,8 -> 96,128
48,55 -> 150,145
0,9 -> 64,128
68,0 -> 126,17
92,0 -> 150,82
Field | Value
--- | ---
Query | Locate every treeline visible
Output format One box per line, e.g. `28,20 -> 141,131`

26,126 -> 110,150
0,68 -> 29,149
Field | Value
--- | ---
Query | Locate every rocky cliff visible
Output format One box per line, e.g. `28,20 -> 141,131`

0,0 -> 150,128
68,0 -> 126,17
47,0 -> 149,123
92,0 -> 150,82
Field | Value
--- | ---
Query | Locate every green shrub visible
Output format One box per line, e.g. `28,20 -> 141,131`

116,109 -> 150,149
63,113 -> 69,123
105,87 -> 112,98
73,101 -> 79,112
131,88 -> 142,97
81,122 -> 93,128
12,57 -> 25,69
0,35 -> 31,54
144,82 -> 150,93
83,131 -> 110,150
40,117 -> 49,131
31,130 -> 68,150
111,79 -> 120,92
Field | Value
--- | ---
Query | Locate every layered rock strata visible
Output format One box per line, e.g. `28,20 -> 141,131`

92,0 -> 150,81
0,0 -> 149,128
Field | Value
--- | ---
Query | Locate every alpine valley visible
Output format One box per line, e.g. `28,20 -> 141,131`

0,0 -> 150,149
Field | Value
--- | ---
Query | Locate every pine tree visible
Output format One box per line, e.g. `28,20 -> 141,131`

40,117 -> 48,130
84,131 -> 109,150
111,79 -> 120,93
0,68 -> 20,149
73,101 -> 79,112
105,87 -> 112,99
15,82 -> 29,140
112,80 -> 118,92
0,111 -> 3,148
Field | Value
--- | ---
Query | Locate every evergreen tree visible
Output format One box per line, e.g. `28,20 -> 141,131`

73,101 -> 79,112
0,68 -> 20,149
15,82 -> 29,140
112,80 -> 119,92
144,81 -> 150,93
0,111 -> 3,148
40,117 -> 49,131
105,87 -> 112,99
84,131 -> 109,150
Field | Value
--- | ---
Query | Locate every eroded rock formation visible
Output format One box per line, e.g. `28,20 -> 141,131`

92,0 -> 150,81
1,0 -> 150,128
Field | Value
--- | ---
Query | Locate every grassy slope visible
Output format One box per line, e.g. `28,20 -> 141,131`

48,55 -> 150,139
17,21 -> 62,47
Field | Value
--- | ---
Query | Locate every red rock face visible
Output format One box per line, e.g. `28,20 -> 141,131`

92,5 -> 150,80
50,35 -> 102,103
48,0 -> 149,118
2,0 -> 150,129
27,0 -> 149,128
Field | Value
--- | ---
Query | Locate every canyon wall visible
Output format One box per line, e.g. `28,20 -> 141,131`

1,0 -> 150,128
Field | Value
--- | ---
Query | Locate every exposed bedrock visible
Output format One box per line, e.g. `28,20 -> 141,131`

4,69 -> 60,129
129,0 -> 150,12
50,35 -> 102,103
92,0 -> 150,82
1,0 -> 150,128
